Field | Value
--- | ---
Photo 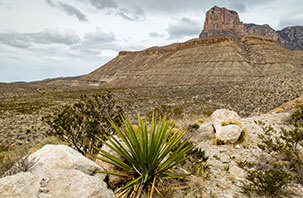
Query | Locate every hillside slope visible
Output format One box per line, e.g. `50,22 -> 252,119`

79,36 -> 303,88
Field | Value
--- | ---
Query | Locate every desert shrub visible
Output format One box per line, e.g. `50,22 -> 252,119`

95,114 -> 192,197
291,102 -> 303,127
43,93 -> 124,155
236,159 -> 255,169
257,121 -> 303,183
241,169 -> 292,197
0,152 -> 35,178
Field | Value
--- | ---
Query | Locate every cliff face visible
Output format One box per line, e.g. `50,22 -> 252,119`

245,24 -> 280,41
277,26 -> 303,50
199,6 -> 303,50
200,6 -> 246,39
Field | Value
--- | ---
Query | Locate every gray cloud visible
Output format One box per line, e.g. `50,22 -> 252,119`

227,0 -> 247,12
58,2 -> 88,21
117,7 -> 145,21
0,29 -> 81,48
72,28 -> 118,55
87,0 -> 117,9
114,0 -> 274,14
81,0 -> 145,21
168,17 -> 202,39
45,0 -> 55,7
278,11 -> 303,29
45,0 -> 88,21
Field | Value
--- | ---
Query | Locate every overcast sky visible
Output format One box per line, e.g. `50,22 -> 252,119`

0,0 -> 302,82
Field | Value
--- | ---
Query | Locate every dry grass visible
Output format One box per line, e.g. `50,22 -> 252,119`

0,136 -> 64,178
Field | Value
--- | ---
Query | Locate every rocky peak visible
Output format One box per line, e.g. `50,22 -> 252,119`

203,6 -> 245,34
200,6 -> 246,39
277,26 -> 303,50
245,23 -> 280,41
199,6 -> 303,50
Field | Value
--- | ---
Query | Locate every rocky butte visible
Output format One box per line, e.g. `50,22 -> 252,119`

199,6 -> 303,50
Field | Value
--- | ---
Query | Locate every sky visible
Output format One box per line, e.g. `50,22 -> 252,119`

0,0 -> 302,82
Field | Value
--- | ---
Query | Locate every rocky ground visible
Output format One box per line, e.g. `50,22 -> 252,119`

1,108 -> 302,197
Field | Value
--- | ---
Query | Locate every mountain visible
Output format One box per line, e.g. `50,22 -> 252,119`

199,6 -> 303,50
79,36 -> 303,88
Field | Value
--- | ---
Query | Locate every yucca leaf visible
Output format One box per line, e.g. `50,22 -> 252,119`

121,175 -> 143,190
95,150 -> 132,171
96,170 -> 131,177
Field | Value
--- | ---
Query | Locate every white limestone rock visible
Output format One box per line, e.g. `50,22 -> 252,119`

0,145 -> 115,198
215,124 -> 242,144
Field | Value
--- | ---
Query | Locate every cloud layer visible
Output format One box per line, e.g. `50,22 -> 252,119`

46,0 -> 88,21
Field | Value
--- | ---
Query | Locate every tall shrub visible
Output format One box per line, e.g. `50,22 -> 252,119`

43,93 -> 123,155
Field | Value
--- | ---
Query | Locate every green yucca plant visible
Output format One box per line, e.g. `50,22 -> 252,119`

95,114 -> 192,198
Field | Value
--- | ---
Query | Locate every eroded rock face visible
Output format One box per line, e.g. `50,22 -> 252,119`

0,145 -> 115,198
245,24 -> 280,41
199,6 -> 303,50
200,6 -> 246,39
278,26 -> 303,50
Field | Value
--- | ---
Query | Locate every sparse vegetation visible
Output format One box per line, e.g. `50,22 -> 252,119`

236,159 -> 255,169
95,114 -> 192,197
0,136 -> 63,178
257,120 -> 303,183
0,153 -> 36,178
146,104 -> 184,120
215,139 -> 225,145
240,104 -> 303,197
241,169 -> 292,197
43,93 -> 124,155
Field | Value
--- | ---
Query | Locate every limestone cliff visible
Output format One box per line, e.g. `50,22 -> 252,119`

200,6 -> 246,39
199,6 -> 303,50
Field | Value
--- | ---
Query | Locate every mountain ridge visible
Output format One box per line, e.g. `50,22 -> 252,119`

199,6 -> 303,50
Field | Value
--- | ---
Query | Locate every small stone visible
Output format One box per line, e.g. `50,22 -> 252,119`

229,165 -> 246,179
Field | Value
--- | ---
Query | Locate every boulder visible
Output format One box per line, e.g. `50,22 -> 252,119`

0,145 -> 115,198
190,123 -> 215,143
211,109 -> 241,124
215,124 -> 242,144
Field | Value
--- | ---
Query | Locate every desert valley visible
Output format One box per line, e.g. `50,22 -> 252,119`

1,4 -> 303,198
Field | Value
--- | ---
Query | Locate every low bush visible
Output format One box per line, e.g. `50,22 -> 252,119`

257,121 -> 303,183
291,102 -> 303,127
95,114 -> 192,197
241,169 -> 292,197
43,93 -> 124,155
